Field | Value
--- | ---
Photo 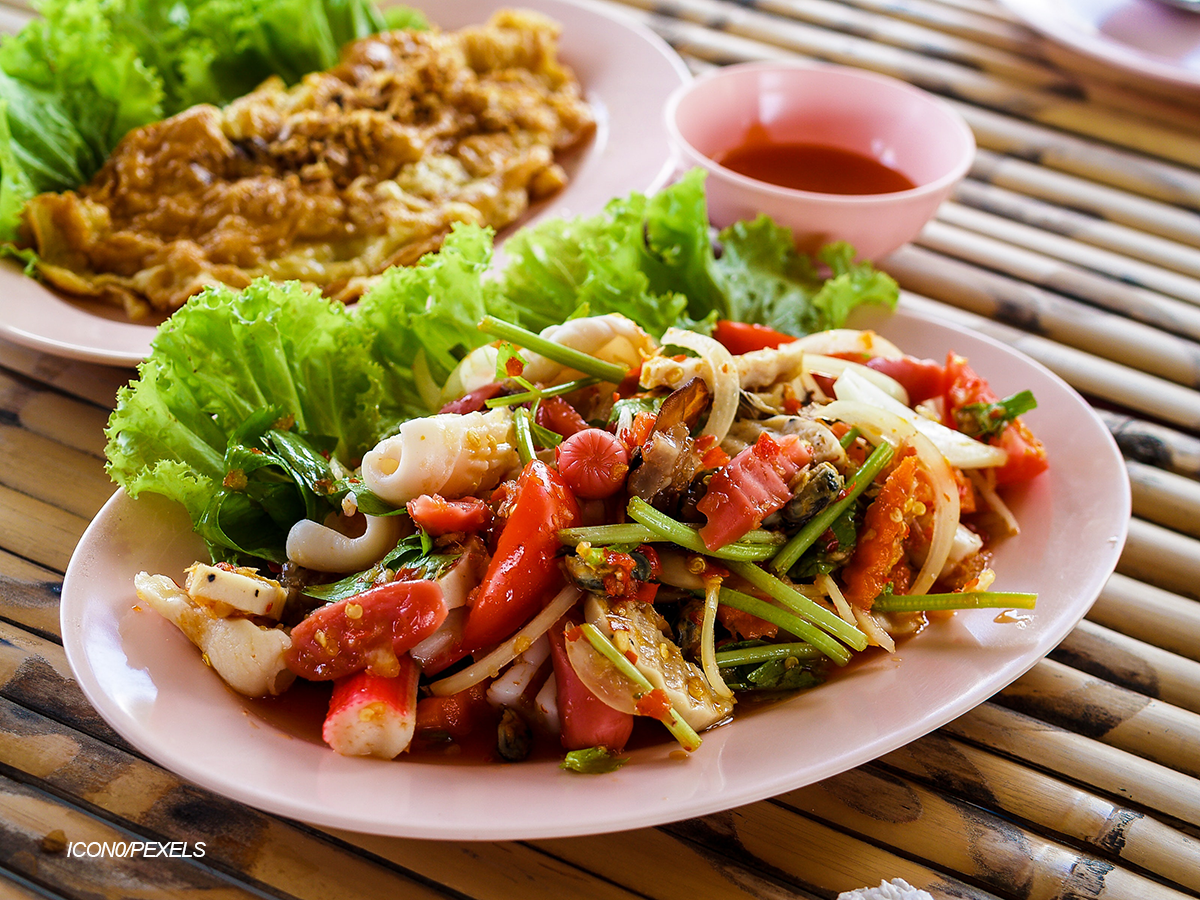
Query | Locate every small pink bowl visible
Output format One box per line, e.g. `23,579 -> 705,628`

665,61 -> 975,261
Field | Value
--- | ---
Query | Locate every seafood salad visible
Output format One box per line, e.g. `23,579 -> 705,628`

130,308 -> 1046,767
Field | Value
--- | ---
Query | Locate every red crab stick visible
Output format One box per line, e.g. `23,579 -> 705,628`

323,656 -> 421,759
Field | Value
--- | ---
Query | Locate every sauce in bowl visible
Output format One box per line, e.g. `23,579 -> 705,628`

716,131 -> 916,195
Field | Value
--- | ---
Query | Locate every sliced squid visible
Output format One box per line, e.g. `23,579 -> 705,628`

286,513 -> 406,573
362,408 -> 517,505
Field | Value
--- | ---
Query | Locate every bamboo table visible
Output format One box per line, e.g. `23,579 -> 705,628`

2,0 -> 1200,898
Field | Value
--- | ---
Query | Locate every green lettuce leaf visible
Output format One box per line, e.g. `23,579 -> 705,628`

0,0 -> 423,240
494,169 -> 897,338
105,279 -> 385,538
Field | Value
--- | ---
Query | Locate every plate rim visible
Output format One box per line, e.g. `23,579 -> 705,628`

60,305 -> 1131,840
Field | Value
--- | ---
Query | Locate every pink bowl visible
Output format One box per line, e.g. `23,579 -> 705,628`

665,61 -> 975,261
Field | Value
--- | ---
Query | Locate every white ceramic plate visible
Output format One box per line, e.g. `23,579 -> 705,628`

61,308 -> 1129,840
998,0 -> 1200,88
0,0 -> 688,367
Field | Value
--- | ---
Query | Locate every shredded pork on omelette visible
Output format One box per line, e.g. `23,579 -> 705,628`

18,10 -> 594,318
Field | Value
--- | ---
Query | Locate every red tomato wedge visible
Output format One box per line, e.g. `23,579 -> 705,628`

415,681 -> 492,740
713,320 -> 797,354
865,355 -> 945,405
943,352 -> 1048,485
548,618 -> 633,752
406,494 -> 491,536
286,580 -> 447,681
460,461 -> 581,652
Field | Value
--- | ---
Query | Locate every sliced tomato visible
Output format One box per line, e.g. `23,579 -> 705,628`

415,681 -> 492,740
286,580 -> 447,681
713,320 -> 797,354
535,395 -> 589,438
406,494 -> 491,536
548,617 -> 633,752
697,432 -> 812,549
943,353 -> 1048,485
865,355 -> 945,405
460,461 -> 581,652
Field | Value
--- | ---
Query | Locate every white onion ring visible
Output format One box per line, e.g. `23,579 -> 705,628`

429,586 -> 582,696
701,577 -> 733,700
793,328 -> 904,359
803,354 -> 909,405
817,399 -> 961,596
660,327 -> 739,442
563,629 -> 639,713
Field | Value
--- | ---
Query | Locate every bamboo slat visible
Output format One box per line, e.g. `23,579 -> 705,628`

0,370 -> 112,459
951,180 -> 1200,279
0,485 -> 88,573
1087,573 -> 1200,665
1098,412 -> 1200,481
969,149 -> 1200,249
613,0 -> 1200,169
0,426 -> 111,521
917,217 -> 1200,340
936,202 -> 1200,306
884,243 -> 1200,386
780,766 -> 1194,899
944,703 -> 1200,827
1126,461 -> 1200,539
0,697 -> 454,900
0,774 -> 262,900
834,0 -> 1029,52
663,802 -> 1003,900
880,732 -> 1200,893
0,340 -> 129,409
337,828 -> 754,900
1118,518 -> 1200,603
997,658 -> 1200,780
0,552 -> 62,638
1053,619 -> 1200,717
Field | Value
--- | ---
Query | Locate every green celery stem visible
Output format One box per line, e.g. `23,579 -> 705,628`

715,642 -> 823,666
627,497 -> 776,561
512,407 -> 536,465
771,439 -> 895,574
717,588 -> 852,665
479,316 -> 627,384
486,377 -> 601,408
873,591 -> 1038,612
727,560 -> 868,651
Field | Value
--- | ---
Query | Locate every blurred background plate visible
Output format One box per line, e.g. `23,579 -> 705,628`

998,0 -> 1200,88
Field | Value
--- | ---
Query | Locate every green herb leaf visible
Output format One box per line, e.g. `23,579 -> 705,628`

560,747 -> 629,774
955,389 -> 1038,439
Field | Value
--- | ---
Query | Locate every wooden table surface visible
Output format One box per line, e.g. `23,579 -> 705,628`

3,1 -> 1200,898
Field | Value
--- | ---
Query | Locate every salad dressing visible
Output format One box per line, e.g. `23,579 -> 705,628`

715,126 -> 916,195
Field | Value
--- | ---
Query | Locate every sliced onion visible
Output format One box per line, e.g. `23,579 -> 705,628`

816,573 -> 856,626
701,577 -> 733,700
817,399 -> 961,596
429,585 -> 582,696
660,327 -> 739,442
853,607 -> 896,653
793,329 -> 904,359
440,343 -> 500,405
803,354 -> 908,405
833,369 -> 1006,469
563,629 -> 640,713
